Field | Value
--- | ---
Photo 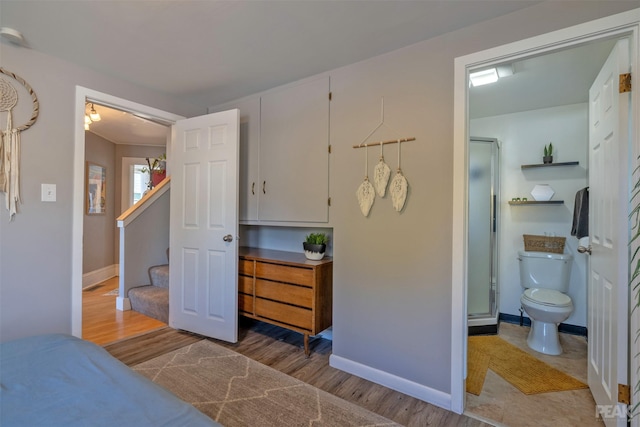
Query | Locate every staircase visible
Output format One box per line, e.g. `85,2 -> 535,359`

128,261 -> 169,323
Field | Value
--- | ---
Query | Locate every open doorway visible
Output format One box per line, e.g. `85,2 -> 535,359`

81,102 -> 171,344
451,10 -> 639,424
72,87 -> 184,339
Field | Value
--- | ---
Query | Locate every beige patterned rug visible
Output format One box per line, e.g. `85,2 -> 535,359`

133,340 -> 400,426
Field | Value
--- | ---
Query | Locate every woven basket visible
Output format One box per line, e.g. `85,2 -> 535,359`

523,234 -> 566,254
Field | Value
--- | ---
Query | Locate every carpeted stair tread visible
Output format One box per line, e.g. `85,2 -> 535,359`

149,264 -> 169,289
467,335 -> 588,395
129,285 -> 169,323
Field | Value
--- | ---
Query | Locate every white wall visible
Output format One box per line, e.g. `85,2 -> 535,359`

1,0 -> 634,410
0,45 -> 202,342
211,4 -> 633,405
471,103 -> 589,327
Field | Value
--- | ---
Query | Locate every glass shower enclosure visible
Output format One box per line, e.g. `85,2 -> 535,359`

468,137 -> 499,332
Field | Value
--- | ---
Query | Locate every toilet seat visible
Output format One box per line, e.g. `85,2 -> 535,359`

522,288 -> 572,308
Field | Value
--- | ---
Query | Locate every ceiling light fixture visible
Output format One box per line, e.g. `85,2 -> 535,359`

89,103 -> 101,122
469,68 -> 499,87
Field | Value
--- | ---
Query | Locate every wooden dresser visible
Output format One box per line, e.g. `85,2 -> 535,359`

238,247 -> 332,356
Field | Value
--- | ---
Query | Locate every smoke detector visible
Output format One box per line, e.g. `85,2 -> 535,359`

0,27 -> 26,46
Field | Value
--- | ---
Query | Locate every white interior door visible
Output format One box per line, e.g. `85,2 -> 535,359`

169,109 -> 239,342
588,38 -> 630,427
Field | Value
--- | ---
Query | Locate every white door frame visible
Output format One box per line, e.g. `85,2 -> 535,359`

72,86 -> 184,337
451,10 -> 640,414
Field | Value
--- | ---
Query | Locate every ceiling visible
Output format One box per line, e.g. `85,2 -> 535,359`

0,1 -> 629,144
1,0 -> 542,107
84,103 -> 170,146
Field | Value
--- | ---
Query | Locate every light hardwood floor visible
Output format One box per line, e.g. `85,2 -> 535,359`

105,320 -> 490,427
84,280 -> 599,426
82,277 -> 165,345
88,285 -> 489,427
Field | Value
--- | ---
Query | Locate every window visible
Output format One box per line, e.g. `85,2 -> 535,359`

121,157 -> 149,212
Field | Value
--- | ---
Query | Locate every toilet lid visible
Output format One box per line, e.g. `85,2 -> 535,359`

523,288 -> 572,307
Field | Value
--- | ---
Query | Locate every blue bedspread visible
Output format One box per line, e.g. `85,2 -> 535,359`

0,333 -> 220,427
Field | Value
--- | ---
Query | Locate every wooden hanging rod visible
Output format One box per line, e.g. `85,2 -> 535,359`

353,137 -> 416,149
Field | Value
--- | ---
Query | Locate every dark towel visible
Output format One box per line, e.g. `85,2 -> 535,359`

571,187 -> 589,239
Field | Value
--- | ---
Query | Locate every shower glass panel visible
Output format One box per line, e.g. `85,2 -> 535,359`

468,138 -> 499,321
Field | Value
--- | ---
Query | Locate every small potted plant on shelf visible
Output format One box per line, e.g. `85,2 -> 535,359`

303,232 -> 328,260
142,153 -> 166,189
543,143 -> 553,164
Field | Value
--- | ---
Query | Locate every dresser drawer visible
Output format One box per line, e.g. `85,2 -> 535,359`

255,262 -> 313,286
239,258 -> 254,276
238,293 -> 254,314
255,279 -> 313,308
238,274 -> 254,295
255,298 -> 312,331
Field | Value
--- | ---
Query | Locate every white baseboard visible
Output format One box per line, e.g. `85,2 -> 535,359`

82,265 -> 118,289
329,354 -> 452,411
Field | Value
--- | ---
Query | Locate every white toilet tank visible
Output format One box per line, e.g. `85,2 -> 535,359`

518,250 -> 573,292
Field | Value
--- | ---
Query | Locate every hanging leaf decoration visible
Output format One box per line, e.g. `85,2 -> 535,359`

390,140 -> 408,212
356,144 -> 375,216
373,155 -> 391,197
356,176 -> 376,216
390,169 -> 408,212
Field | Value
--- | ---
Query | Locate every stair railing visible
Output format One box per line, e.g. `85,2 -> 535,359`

115,177 -> 171,311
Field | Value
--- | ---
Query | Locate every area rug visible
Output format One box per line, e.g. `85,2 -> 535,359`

133,340 -> 400,426
102,288 -> 118,296
466,335 -> 588,396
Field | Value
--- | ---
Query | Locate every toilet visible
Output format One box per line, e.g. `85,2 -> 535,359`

518,250 -> 573,355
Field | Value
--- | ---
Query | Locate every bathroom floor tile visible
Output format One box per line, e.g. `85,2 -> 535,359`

465,323 -> 604,427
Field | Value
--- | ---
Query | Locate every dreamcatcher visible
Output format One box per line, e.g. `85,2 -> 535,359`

0,68 -> 39,220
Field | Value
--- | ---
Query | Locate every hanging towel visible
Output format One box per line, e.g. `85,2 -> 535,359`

571,187 -> 589,239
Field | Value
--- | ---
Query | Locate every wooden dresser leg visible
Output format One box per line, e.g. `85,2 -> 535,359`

304,333 -> 310,358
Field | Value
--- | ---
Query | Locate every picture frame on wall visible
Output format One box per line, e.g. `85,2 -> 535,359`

86,162 -> 106,215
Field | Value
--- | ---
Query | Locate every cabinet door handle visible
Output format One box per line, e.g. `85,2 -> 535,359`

263,181 -> 266,194
252,182 -> 255,195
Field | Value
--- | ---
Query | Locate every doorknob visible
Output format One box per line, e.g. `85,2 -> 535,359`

223,234 -> 233,242
578,245 -> 592,255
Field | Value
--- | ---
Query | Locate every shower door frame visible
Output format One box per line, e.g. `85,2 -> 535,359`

467,137 -> 500,328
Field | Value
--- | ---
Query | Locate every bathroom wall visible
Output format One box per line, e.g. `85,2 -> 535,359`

471,103 -> 589,327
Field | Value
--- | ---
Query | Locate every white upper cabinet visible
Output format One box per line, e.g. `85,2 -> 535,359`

259,76 -> 330,223
211,97 -> 261,222
212,76 -> 330,224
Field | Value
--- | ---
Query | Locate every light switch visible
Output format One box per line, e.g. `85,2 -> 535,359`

41,184 -> 56,202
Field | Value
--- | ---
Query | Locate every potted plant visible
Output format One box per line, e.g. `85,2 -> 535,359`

543,143 -> 553,164
303,232 -> 328,260
142,153 -> 166,189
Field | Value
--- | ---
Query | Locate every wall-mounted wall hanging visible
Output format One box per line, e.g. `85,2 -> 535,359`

353,98 -> 414,215
0,67 -> 40,220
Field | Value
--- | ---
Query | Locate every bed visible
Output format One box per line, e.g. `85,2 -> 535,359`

0,333 -> 220,426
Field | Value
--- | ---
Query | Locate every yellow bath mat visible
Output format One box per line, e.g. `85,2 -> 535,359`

466,335 -> 588,395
